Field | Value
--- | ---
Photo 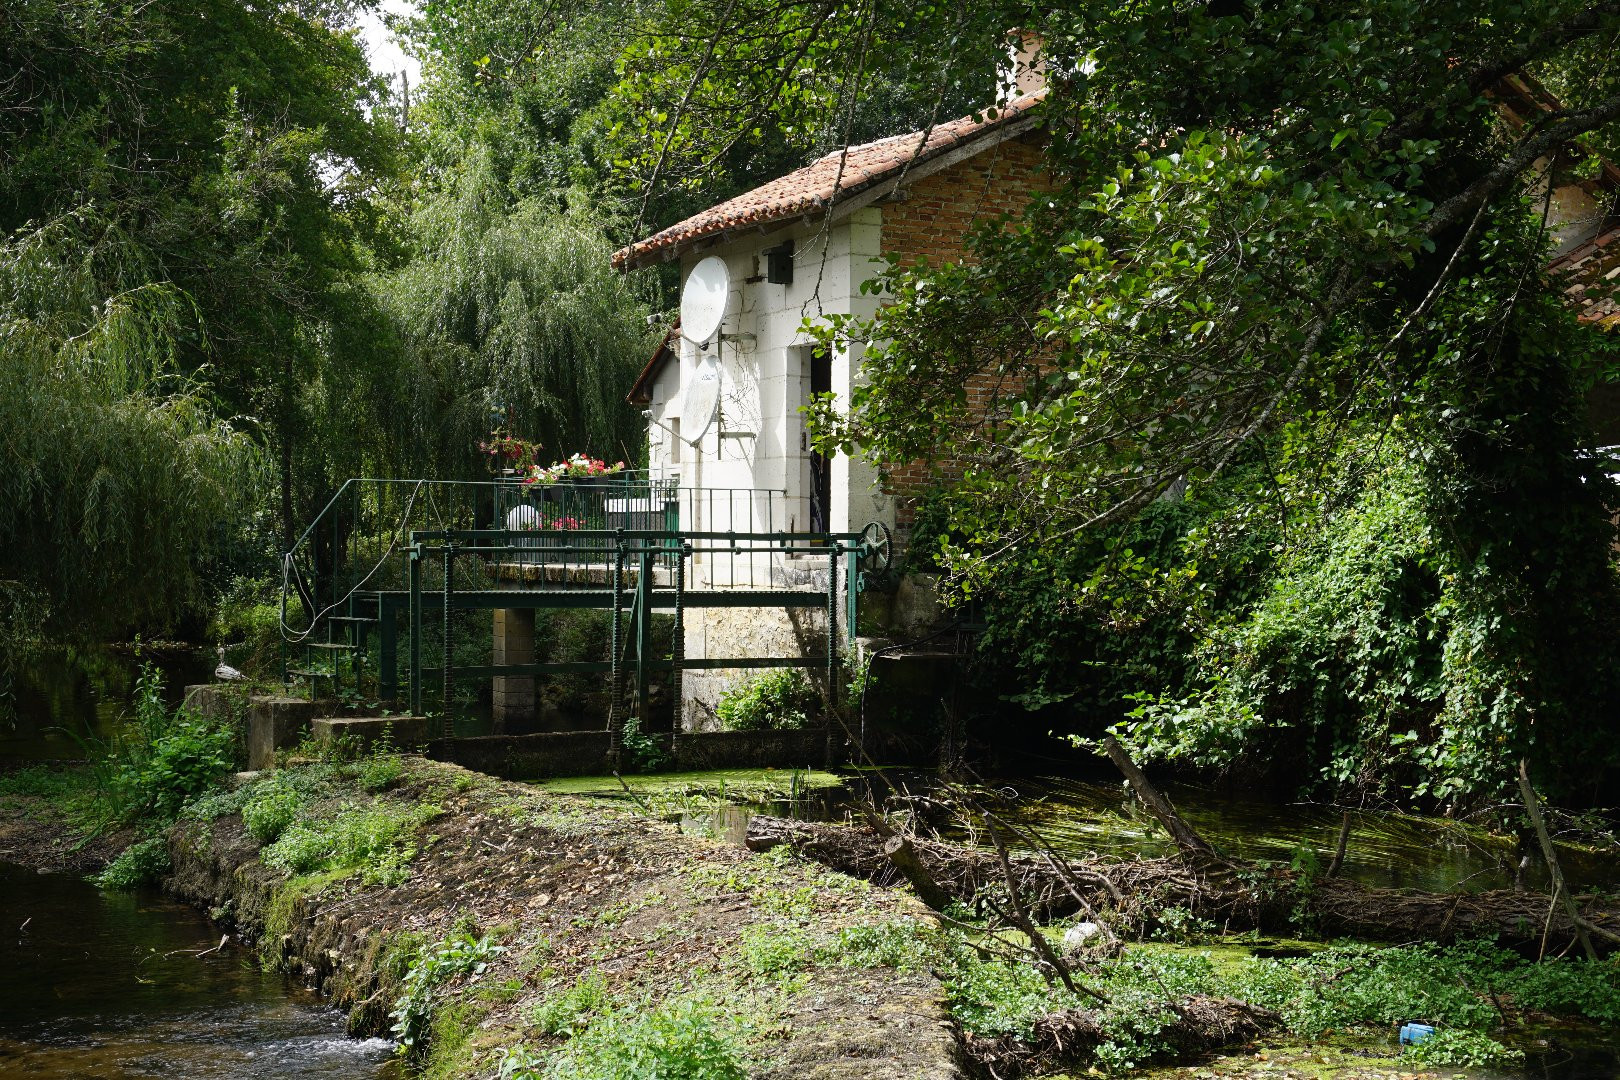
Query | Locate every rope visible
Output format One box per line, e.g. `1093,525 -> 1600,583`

279,479 -> 426,644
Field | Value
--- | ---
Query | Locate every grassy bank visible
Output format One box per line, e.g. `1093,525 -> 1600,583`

4,673 -> 1617,1078
161,753 -> 960,1079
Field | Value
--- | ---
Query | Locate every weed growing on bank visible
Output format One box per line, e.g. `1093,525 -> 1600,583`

935,931 -> 1620,1071
392,932 -> 507,1053
261,799 -> 439,885
725,904 -> 1618,1074
89,662 -> 239,826
93,835 -> 171,890
498,997 -> 748,1080
68,662 -> 244,889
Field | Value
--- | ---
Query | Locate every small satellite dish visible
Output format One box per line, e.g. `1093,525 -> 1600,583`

680,257 -> 730,346
682,354 -> 723,445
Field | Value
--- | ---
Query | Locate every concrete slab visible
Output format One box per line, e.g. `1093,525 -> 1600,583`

311,715 -> 432,753
246,695 -> 322,770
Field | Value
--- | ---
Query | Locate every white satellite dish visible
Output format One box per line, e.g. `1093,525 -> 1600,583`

682,354 -> 723,445
680,256 -> 730,346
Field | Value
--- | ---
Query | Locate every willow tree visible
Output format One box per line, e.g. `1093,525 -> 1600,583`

369,156 -> 654,474
0,216 -> 257,667
2,0 -> 402,549
614,1 -> 1620,803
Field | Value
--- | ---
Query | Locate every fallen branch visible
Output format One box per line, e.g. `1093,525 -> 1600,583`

964,995 -> 1281,1079
1101,736 -> 1217,860
745,815 -> 1620,954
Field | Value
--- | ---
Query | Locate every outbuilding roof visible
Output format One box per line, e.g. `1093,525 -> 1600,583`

1495,74 -> 1620,331
1551,227 -> 1620,331
611,91 -> 1048,271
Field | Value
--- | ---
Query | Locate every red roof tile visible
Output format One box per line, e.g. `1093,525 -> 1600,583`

1495,74 -> 1620,331
611,92 -> 1047,270
1550,225 -> 1620,331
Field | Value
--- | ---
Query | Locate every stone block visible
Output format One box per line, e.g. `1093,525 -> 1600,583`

311,715 -> 432,753
182,683 -> 246,722
247,696 -> 321,770
891,572 -> 943,636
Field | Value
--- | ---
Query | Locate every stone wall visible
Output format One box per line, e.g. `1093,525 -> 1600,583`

681,606 -> 831,732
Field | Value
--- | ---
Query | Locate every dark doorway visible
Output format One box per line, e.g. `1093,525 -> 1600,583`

809,350 -> 832,533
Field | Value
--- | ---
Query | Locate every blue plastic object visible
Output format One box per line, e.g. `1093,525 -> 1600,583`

1399,1023 -> 1436,1046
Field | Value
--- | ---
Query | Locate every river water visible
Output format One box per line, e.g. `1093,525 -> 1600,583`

0,863 -> 398,1079
2,647 -> 398,1079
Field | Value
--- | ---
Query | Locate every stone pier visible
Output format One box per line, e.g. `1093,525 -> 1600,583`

491,608 -> 536,731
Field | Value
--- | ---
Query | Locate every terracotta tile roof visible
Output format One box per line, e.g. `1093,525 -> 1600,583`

1550,226 -> 1620,331
1493,74 -> 1620,332
611,91 -> 1047,270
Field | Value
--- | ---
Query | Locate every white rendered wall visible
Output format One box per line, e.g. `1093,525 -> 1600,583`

650,211 -> 893,724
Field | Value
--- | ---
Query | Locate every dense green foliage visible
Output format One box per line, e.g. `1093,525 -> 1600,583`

92,664 -> 241,827
368,156 -> 653,472
11,0 -> 1620,814
715,670 -> 814,731
669,0 -> 1620,804
938,934 -> 1618,1072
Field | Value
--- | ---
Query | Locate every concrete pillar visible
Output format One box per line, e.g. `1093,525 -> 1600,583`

245,695 -> 320,770
492,608 -> 536,732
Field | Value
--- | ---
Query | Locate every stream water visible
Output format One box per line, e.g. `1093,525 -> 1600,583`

0,862 -> 398,1079
2,647 -> 398,1079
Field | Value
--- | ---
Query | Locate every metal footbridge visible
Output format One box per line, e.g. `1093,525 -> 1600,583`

278,476 -> 892,745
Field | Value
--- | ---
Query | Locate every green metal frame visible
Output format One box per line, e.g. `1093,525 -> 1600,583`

397,527 -> 876,734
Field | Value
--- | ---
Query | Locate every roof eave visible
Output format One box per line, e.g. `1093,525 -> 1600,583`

611,108 -> 1046,272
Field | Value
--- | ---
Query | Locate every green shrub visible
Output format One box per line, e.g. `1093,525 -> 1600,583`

619,716 -> 670,773
241,782 -> 302,844
1507,956 -> 1620,1022
531,972 -> 613,1036
261,799 -> 438,884
355,751 -> 405,793
716,670 -> 812,731
95,664 -> 238,824
941,937 -> 1074,1039
540,997 -> 746,1080
95,835 -> 171,890
1407,1028 -> 1523,1068
389,932 -> 505,1053
738,923 -> 817,976
1231,942 -> 1502,1034
830,919 -> 934,972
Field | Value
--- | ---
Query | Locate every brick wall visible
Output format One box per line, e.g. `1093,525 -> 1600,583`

875,133 -> 1051,542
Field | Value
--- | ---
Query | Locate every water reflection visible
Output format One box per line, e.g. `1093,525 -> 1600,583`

0,863 -> 398,1079
1,645 -> 210,761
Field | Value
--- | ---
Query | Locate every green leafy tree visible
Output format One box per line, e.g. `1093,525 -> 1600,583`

369,154 -> 655,471
622,2 -> 1620,801
2,0 -> 403,550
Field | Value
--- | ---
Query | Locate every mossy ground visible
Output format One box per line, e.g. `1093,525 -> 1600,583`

0,764 -> 133,871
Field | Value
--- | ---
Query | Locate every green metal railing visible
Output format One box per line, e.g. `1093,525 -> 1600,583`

277,477 -> 887,741
399,527 -> 872,740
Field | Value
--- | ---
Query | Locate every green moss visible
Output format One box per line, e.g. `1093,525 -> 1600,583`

533,768 -> 844,796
